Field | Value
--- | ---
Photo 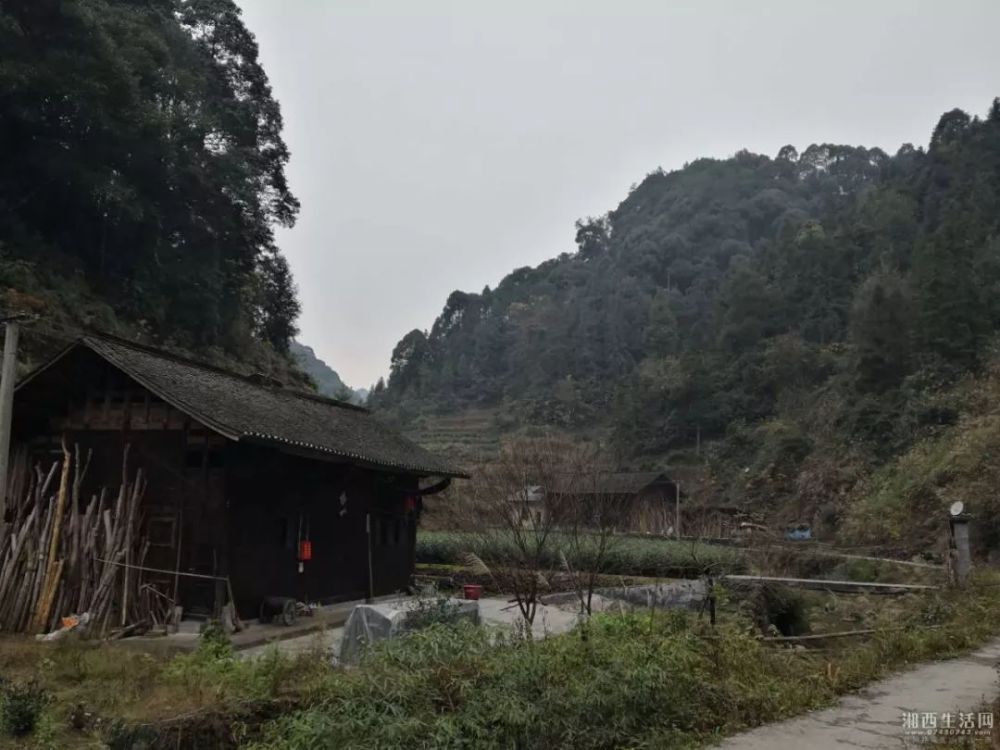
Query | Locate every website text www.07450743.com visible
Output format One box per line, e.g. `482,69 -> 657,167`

902,710 -> 993,742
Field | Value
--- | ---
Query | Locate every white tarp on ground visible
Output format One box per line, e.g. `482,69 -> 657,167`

338,598 -> 480,665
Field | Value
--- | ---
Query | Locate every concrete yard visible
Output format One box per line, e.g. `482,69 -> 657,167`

238,595 -> 583,660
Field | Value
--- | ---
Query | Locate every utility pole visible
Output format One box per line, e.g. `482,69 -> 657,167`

0,318 -> 21,530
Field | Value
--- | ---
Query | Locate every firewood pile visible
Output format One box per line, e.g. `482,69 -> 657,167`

0,443 -> 148,637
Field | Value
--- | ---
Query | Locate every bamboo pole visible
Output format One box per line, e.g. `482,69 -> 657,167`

30,440 -> 72,633
0,443 -> 149,637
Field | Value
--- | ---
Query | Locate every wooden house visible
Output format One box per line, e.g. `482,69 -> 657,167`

545,471 -> 681,534
11,336 -> 465,620
530,472 -> 739,539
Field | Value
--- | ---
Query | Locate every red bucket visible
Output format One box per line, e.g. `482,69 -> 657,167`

463,584 -> 483,601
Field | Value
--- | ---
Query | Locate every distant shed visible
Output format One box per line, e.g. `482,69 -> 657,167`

546,471 -> 680,534
11,336 -> 466,620
540,471 -> 739,538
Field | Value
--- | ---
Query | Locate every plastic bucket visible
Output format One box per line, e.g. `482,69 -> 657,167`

463,584 -> 483,600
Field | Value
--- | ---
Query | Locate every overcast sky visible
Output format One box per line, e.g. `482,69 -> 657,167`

237,0 -> 1000,388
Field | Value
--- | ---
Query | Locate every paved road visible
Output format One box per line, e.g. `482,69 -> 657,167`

717,639 -> 1000,749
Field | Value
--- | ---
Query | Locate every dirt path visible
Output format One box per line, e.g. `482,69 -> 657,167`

717,638 -> 1000,748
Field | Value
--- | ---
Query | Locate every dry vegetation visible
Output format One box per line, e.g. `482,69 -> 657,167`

2,564 -> 996,748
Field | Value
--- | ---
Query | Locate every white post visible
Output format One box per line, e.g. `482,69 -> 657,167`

951,517 -> 972,585
0,320 -> 19,526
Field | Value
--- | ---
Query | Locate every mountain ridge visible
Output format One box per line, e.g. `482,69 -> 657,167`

290,340 -> 366,404
372,99 -> 1000,552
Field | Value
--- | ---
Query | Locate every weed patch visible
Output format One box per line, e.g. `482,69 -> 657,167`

247,575 -> 1000,750
0,679 -> 49,738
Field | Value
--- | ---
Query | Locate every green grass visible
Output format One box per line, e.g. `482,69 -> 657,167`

416,529 -> 749,578
248,575 -> 1000,750
6,576 -> 1000,749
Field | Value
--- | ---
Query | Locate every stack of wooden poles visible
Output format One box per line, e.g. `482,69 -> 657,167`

0,443 -> 148,637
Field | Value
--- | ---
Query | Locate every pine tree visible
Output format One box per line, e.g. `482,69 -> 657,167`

911,213 -> 988,369
850,269 -> 912,390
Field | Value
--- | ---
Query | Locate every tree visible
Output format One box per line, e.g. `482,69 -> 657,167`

462,438 -> 573,634
716,256 -> 777,353
255,252 -> 300,352
930,108 -> 972,148
0,0 -> 300,351
574,216 -> 611,259
911,222 -> 987,369
777,144 -> 799,161
333,384 -> 355,402
644,289 -> 679,356
850,269 -> 912,391
558,448 -> 631,624
388,329 -> 431,393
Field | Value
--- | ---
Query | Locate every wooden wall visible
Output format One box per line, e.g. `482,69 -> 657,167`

225,445 -> 419,618
16,351 -> 228,615
14,348 -> 423,621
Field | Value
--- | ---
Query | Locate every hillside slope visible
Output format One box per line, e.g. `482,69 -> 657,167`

374,100 -> 1000,550
290,341 -> 367,404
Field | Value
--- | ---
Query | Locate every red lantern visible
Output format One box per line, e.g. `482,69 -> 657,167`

298,540 -> 313,561
405,496 -> 417,512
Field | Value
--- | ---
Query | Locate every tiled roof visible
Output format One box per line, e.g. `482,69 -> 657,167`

31,336 -> 466,478
549,471 -> 674,496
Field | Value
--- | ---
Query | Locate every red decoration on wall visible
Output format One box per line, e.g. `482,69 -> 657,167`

405,496 -> 417,512
298,540 -> 313,561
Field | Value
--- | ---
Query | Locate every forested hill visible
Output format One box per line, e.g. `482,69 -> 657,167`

290,341 -> 366,404
375,100 -> 1000,545
0,0 -> 302,376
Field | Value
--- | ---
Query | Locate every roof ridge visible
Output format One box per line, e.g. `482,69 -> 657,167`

553,470 -> 666,477
82,333 -> 369,414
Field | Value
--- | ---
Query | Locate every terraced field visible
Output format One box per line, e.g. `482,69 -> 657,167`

402,409 -> 504,465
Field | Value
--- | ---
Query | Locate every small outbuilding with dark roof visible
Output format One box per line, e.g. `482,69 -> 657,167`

11,336 -> 465,621
546,471 -> 681,535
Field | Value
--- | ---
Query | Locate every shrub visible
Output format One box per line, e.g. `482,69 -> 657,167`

198,620 -> 234,660
739,583 -> 811,636
247,578 -> 1000,749
404,595 -> 467,632
246,613 -> 832,750
164,621 -> 324,709
0,679 -> 50,737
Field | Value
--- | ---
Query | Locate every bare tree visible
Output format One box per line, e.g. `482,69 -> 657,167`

460,438 -> 635,637
461,437 -> 575,634
557,445 -> 630,623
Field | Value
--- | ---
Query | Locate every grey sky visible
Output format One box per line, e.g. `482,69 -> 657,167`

237,0 -> 1000,388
